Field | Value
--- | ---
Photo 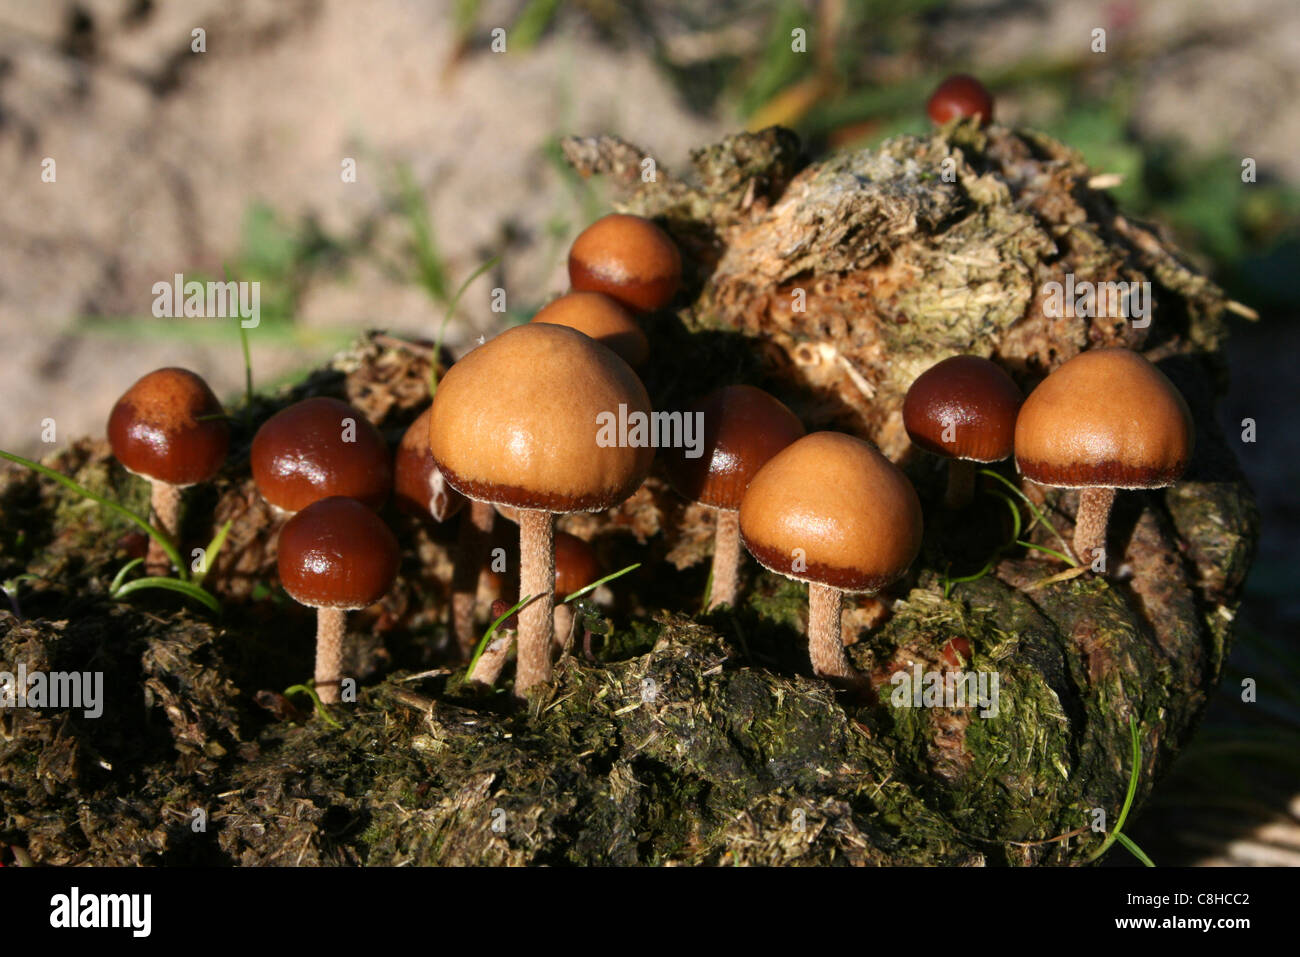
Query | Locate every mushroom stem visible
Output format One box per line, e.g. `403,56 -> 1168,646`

944,460 -> 976,509
469,632 -> 514,687
451,500 -> 496,658
146,480 -> 183,576
807,583 -> 861,687
314,607 -> 347,705
553,603 -> 576,655
1074,486 -> 1116,566
707,509 -> 741,610
514,509 -> 555,697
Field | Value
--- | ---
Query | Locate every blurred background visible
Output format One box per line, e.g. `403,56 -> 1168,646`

0,0 -> 1296,865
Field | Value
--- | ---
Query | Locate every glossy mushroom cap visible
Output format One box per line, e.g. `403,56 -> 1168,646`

664,385 -> 806,510
429,323 -> 654,512
251,397 -> 393,512
568,214 -> 682,313
1015,347 -> 1194,489
927,74 -> 994,125
554,532 -> 601,599
740,432 -> 923,593
107,368 -> 229,486
394,407 -> 465,522
277,496 -> 400,610
903,355 -> 1022,462
531,291 -> 650,368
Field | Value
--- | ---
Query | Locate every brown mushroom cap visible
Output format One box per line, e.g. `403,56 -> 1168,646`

554,531 -> 601,599
531,291 -> 650,368
902,355 -> 1022,462
107,367 -> 229,486
664,385 -> 806,510
739,432 -> 923,593
429,323 -> 654,512
568,214 -> 682,313
277,496 -> 400,609
1015,347 -> 1194,489
394,407 -> 465,522
251,397 -> 393,512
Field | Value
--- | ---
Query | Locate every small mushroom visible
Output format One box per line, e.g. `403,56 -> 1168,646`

429,323 -> 653,696
927,74 -> 994,125
552,531 -> 601,653
739,432 -> 923,688
568,213 -> 682,313
664,385 -> 805,610
251,397 -> 392,513
902,355 -> 1022,508
395,407 -> 495,657
277,496 -> 400,704
394,407 -> 465,522
107,367 -> 230,575
1014,347 -> 1194,566
531,291 -> 650,368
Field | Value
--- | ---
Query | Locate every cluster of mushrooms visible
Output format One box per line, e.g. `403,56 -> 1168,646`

101,74 -> 1196,707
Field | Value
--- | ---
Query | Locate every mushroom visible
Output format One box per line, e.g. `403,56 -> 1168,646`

739,432 -> 923,688
568,213 -> 682,313
927,74 -> 994,125
394,407 -> 466,523
552,531 -> 601,653
902,355 -> 1022,508
107,367 -> 230,575
531,291 -> 650,368
1014,347 -> 1194,566
251,397 -> 392,513
277,496 -> 400,704
429,323 -> 653,696
394,407 -> 495,657
663,385 -> 805,610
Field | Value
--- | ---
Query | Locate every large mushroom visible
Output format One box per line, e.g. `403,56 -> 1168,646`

429,323 -> 653,696
107,368 -> 230,575
251,397 -> 392,513
1014,347 -> 1194,566
739,432 -> 923,688
663,385 -> 805,610
277,496 -> 400,704
902,355 -> 1022,508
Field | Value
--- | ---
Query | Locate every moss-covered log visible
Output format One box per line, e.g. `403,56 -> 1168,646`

0,123 -> 1256,865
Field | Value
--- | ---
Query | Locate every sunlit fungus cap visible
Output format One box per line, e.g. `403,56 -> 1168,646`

739,432 -> 923,593
568,214 -> 682,313
429,323 -> 654,512
394,407 -> 465,522
251,397 -> 393,512
1014,347 -> 1194,489
277,496 -> 400,610
664,385 -> 805,510
903,355 -> 1022,462
107,368 -> 230,487
530,291 -> 650,368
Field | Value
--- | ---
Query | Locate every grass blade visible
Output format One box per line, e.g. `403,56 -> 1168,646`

194,519 -> 234,586
108,558 -> 144,594
430,254 -> 502,395
0,449 -> 185,574
112,576 -> 220,613
562,563 -> 640,604
465,592 -> 542,677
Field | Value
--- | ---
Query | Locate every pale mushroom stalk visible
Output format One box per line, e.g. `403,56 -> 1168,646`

807,583 -> 855,683
146,479 -> 183,575
709,509 -> 741,611
553,603 -> 577,654
515,509 -> 556,695
1073,486 -> 1116,563
314,608 -> 347,704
